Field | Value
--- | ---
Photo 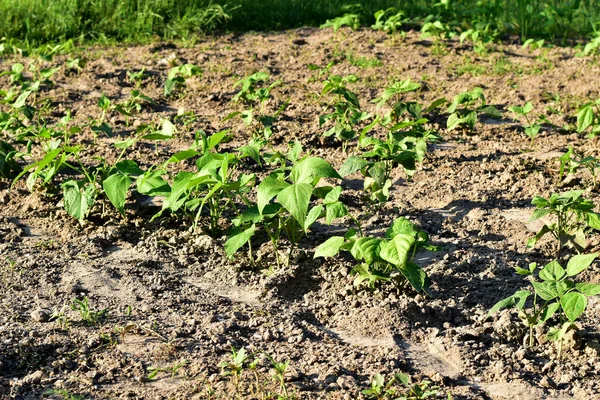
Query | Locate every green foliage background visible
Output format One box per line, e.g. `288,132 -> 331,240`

0,0 -> 599,46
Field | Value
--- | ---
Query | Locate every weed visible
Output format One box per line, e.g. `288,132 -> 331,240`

70,297 -> 108,326
363,372 -> 440,399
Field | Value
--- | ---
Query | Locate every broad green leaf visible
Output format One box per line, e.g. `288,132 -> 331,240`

576,283 -> 600,296
385,217 -> 418,239
531,281 -> 560,301
529,208 -> 550,222
325,201 -> 348,224
512,290 -> 531,310
277,182 -> 312,229
399,261 -> 427,292
539,260 -> 565,281
527,224 -> 551,248
292,157 -> 341,184
103,173 -> 131,215
547,322 -> 574,342
165,149 -> 198,165
577,105 -> 594,133
488,296 -> 516,317
350,237 -> 383,265
561,292 -> 587,322
304,205 -> 323,231
115,160 -> 143,176
323,186 -> 342,204
314,236 -> 345,259
136,169 -> 169,197
539,302 -> 560,324
586,213 -> 600,230
224,224 -> 256,258
62,180 -> 97,223
13,90 -> 32,108
379,233 -> 415,267
566,253 -> 598,276
257,175 -> 289,213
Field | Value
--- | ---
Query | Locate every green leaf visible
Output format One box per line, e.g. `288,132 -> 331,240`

325,201 -> 348,224
314,236 -> 345,259
224,224 -> 256,258
566,253 -> 598,276
547,322 -> 573,342
103,173 -> 131,215
399,261 -> 427,292
576,283 -> 600,296
531,281 -> 560,301
539,302 -> 560,324
62,180 -> 97,223
577,105 -> 594,133
277,182 -> 312,229
292,157 -> 341,184
586,213 -> 600,230
13,90 -> 32,108
539,260 -> 566,281
488,296 -> 516,317
304,205 -> 323,231
385,217 -> 418,239
136,169 -> 169,197
257,175 -> 289,213
561,292 -> 587,322
350,237 -> 383,265
379,233 -> 415,267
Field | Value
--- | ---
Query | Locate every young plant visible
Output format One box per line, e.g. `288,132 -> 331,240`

146,130 -> 255,235
315,217 -> 435,293
371,8 -> 407,34
363,372 -> 439,400
225,71 -> 284,142
164,64 -> 202,97
341,117 -> 438,204
320,74 -> 372,152
71,297 -> 108,326
559,147 -> 600,188
488,254 -> 600,355
575,98 -> 600,137
320,4 -> 363,32
226,145 -> 348,267
507,101 -> 542,144
372,78 -> 422,123
218,347 -> 248,392
0,140 -> 21,178
266,354 -> 290,398
527,190 -> 600,257
446,87 -> 500,132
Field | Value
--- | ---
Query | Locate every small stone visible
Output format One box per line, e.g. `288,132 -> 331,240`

514,348 -> 526,361
584,341 -> 600,357
540,376 -> 557,389
336,375 -> 356,390
262,329 -> 275,342
140,304 -> 152,313
31,309 -> 50,323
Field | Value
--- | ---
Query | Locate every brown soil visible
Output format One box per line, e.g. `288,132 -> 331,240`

1,28 -> 600,400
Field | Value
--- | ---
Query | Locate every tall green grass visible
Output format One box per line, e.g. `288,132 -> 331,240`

0,0 -> 599,46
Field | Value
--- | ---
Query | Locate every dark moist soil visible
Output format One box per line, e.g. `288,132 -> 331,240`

1,28 -> 600,400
